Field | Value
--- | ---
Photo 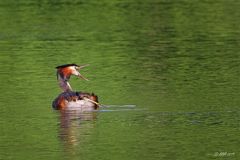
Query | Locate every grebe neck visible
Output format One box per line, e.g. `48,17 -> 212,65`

57,73 -> 72,92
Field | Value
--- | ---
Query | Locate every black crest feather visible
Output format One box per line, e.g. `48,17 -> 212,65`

56,64 -> 79,69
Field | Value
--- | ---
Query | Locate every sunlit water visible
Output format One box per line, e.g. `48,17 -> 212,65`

0,1 -> 239,160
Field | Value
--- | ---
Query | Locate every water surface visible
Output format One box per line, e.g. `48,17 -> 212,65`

0,1 -> 239,160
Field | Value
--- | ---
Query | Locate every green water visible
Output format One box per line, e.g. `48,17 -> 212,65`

0,1 -> 239,160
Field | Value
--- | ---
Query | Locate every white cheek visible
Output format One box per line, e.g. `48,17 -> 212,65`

70,66 -> 80,76
72,70 -> 80,76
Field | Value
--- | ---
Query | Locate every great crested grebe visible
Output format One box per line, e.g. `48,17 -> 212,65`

52,64 -> 99,110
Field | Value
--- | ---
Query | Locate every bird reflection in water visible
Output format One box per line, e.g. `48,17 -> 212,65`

57,110 -> 97,156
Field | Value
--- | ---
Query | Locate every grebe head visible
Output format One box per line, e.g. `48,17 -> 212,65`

56,63 -> 89,81
56,64 -> 89,92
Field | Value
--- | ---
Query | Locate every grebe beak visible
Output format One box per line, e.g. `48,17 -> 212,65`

78,74 -> 89,81
76,64 -> 90,81
79,64 -> 89,69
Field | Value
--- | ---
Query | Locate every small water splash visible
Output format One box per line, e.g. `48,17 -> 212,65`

99,108 -> 146,112
103,104 -> 137,108
97,104 -> 147,112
